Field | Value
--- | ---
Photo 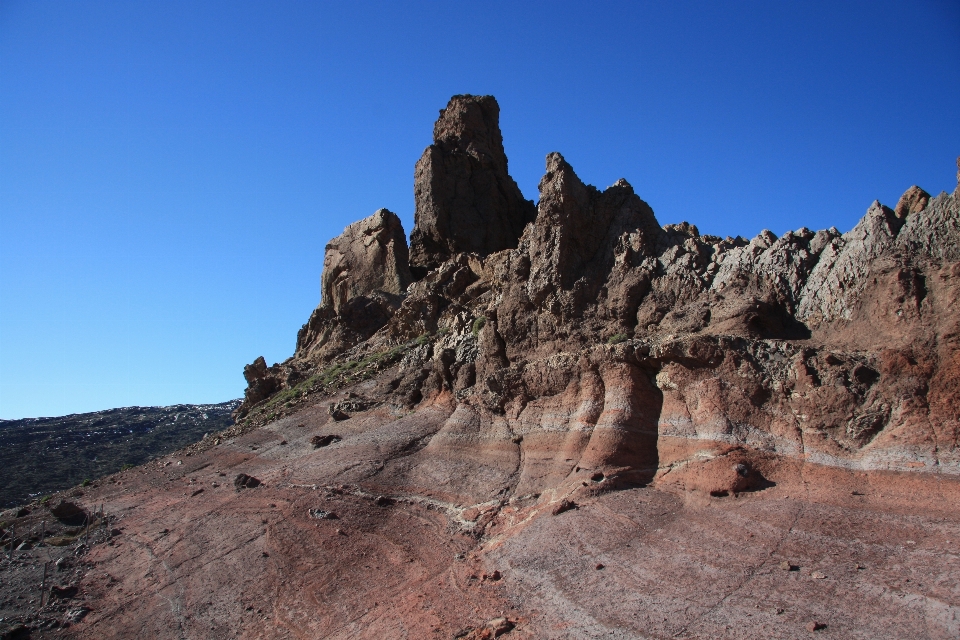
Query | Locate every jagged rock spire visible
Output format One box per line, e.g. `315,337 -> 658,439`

409,95 -> 536,277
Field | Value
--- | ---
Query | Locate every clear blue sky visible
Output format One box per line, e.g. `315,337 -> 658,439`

1,1 -> 958,419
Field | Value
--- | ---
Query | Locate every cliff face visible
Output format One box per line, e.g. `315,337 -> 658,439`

236,96 -> 959,498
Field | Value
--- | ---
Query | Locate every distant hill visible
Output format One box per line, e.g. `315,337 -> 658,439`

0,400 -> 239,507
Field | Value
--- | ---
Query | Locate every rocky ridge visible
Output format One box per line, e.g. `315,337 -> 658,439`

0,401 -> 238,508
236,95 -> 960,497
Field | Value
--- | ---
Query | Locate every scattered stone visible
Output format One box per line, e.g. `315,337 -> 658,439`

309,509 -> 339,520
0,623 -> 29,639
595,563 -> 605,570
552,499 -> 577,516
190,488 -> 205,497
810,571 -> 827,579
234,474 -> 262,490
50,585 -> 79,599
805,621 -> 826,632
374,495 -> 396,507
64,607 -> 90,623
486,617 -> 514,636
49,500 -> 87,525
311,434 -> 342,448
779,561 -> 797,571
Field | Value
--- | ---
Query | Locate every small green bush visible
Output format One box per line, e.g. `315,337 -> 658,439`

607,333 -> 628,345
39,495 -> 51,504
120,464 -> 134,471
472,316 -> 487,336
81,478 -> 91,487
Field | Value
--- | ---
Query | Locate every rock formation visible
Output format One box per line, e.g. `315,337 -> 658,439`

26,100 -> 959,640
236,99 -> 960,490
319,208 -> 411,314
408,94 -> 536,276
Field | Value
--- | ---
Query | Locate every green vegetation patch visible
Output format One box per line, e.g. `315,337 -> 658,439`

607,333 -> 628,345
472,316 -> 487,336
257,334 -> 435,417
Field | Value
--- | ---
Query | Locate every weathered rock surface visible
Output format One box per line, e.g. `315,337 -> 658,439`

320,208 -> 411,314
34,99 -> 959,639
409,94 -> 536,276
237,98 -> 960,487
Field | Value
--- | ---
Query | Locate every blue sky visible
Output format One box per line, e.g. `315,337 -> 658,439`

1,1 -> 958,418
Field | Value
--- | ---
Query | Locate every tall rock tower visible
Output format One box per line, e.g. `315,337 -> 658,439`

408,94 -> 536,277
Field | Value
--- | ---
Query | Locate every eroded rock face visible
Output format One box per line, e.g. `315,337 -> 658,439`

321,208 -> 411,314
64,99 -> 960,640
409,94 -> 536,276
274,210 -> 412,386
237,95 -> 960,490
895,185 -> 930,219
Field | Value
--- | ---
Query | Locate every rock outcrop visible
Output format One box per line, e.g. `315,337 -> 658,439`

37,103 -> 960,640
320,208 -> 411,314
408,94 -> 536,276
237,97 -> 960,492
234,211 -> 413,419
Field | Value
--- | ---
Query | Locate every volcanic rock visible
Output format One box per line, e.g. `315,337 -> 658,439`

49,500 -> 87,525
320,208 -> 412,314
409,94 -> 536,276
233,473 -> 262,490
235,356 -> 282,419
894,185 -> 930,218
294,210 -> 412,367
82,95 -> 959,639
311,434 -> 341,448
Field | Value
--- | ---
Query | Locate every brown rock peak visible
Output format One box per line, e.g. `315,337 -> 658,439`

894,185 -> 930,218
321,208 -> 411,314
432,94 -> 504,157
409,94 -> 536,277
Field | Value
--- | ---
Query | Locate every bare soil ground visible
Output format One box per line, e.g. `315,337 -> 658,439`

2,400 -> 957,639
